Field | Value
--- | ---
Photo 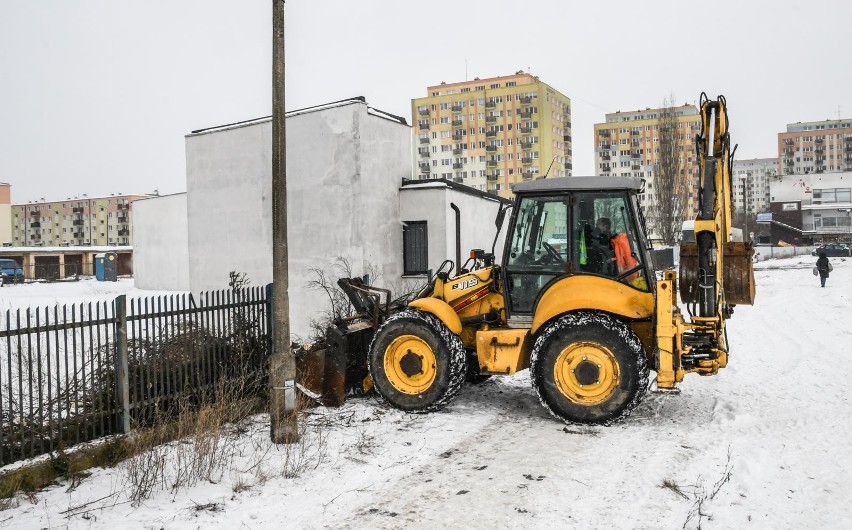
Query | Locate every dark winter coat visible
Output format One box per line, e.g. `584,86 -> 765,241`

816,255 -> 831,278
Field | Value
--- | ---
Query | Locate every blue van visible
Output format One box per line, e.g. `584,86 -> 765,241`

0,258 -> 24,285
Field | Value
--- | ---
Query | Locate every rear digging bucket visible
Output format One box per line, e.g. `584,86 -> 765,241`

679,241 -> 755,306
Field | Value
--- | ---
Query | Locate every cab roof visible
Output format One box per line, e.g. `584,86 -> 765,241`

511,176 -> 642,194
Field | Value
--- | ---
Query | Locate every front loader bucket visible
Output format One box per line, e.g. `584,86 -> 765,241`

679,242 -> 755,306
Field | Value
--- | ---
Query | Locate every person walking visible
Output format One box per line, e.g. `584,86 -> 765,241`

815,251 -> 832,287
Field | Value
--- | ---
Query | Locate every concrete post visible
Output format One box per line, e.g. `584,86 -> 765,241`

114,295 -> 131,434
270,0 -> 299,443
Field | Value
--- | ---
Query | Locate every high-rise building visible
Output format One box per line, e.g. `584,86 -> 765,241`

411,72 -> 572,197
10,193 -> 150,247
594,105 -> 701,218
732,158 -> 777,216
0,183 -> 11,246
778,119 -> 852,176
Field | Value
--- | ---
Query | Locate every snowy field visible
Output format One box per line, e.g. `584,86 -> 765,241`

1,255 -> 851,529
0,278 -> 140,312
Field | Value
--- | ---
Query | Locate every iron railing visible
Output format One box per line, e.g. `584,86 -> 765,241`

0,285 -> 270,466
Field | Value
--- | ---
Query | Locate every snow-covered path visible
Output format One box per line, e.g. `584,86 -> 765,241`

2,255 -> 851,529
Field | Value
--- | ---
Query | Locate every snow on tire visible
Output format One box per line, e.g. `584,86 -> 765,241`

530,311 -> 649,425
368,309 -> 467,413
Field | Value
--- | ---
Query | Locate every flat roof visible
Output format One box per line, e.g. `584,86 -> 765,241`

0,246 -> 132,254
400,178 -> 513,204
512,176 -> 642,194
188,97 -> 408,137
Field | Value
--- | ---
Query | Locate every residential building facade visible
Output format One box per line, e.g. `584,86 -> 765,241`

10,194 -> 149,247
0,183 -> 11,246
412,72 -> 572,197
778,119 -> 852,176
732,157 -> 777,216
593,104 -> 701,219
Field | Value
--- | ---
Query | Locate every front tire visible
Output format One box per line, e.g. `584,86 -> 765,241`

530,311 -> 648,424
368,309 -> 467,412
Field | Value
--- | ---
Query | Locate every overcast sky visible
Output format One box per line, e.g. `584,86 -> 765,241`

2,0 -> 851,203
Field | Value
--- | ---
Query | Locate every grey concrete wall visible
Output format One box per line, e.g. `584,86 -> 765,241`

133,193 -> 190,290
184,101 -> 413,340
399,182 -> 506,275
185,121 -> 273,291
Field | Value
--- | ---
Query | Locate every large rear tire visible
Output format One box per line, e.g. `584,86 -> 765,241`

530,311 -> 648,424
368,309 -> 467,412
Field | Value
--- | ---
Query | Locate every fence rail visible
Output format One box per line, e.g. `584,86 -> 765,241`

0,285 -> 270,467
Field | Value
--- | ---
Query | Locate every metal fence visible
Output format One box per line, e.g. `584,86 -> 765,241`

0,285 -> 270,466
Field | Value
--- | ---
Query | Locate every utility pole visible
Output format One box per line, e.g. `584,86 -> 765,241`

270,0 -> 299,443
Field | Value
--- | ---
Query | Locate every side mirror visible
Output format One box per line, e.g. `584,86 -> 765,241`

495,206 -> 508,229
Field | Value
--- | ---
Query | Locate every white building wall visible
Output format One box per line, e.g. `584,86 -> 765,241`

399,182 -> 506,274
132,193 -> 190,290
186,120 -> 273,290
184,101 -> 413,340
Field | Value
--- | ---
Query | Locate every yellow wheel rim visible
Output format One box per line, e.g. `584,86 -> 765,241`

553,341 -> 620,405
383,334 -> 437,395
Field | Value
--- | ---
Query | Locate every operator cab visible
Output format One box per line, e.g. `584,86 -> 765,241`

503,177 -> 653,315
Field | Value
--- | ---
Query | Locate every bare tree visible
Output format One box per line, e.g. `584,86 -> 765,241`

649,94 -> 690,245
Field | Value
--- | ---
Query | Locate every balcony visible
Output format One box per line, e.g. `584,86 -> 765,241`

117,216 -> 128,223
485,116 -> 497,124
521,157 -> 532,165
600,143 -> 611,150
564,162 -> 573,170
783,139 -> 794,145
601,165 -> 611,172
599,130 -> 610,138
418,108 -> 430,116
521,142 -> 532,150
815,138 -> 824,144
30,222 -> 41,229
452,148 -> 463,155
419,123 -> 430,130
485,130 -> 497,138
30,234 -> 41,240
419,164 -> 431,173
418,148 -> 430,157
30,210 -> 40,216
486,145 -> 497,152
601,154 -> 611,161
452,119 -> 464,128
419,137 -> 430,144
563,135 -> 572,142
451,104 -> 463,112
523,171 -> 536,180
118,229 -> 130,236
519,126 -> 532,134
486,172 -> 498,181
72,219 -> 85,226
485,101 -> 495,109
563,121 -> 571,129
520,96 -> 533,105
631,129 -> 640,136
632,165 -> 641,171
518,110 -> 533,119
631,152 -> 641,159
453,177 -> 464,184
785,159 -> 795,166
452,133 -> 463,141
117,203 -> 130,211
453,163 -> 464,169
72,232 -> 85,238
72,207 -> 84,213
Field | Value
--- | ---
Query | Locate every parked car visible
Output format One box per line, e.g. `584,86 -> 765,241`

0,258 -> 24,285
812,243 -> 851,257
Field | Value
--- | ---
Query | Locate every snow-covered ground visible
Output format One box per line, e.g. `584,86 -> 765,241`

1,255 -> 851,529
0,278 -> 139,312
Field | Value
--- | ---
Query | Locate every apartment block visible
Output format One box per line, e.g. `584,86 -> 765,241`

11,194 -> 150,247
732,158 -> 777,215
0,183 -> 10,246
593,105 -> 701,215
778,119 -> 852,176
412,72 -> 572,197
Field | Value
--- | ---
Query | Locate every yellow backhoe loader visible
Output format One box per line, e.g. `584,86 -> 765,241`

326,93 -> 754,424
